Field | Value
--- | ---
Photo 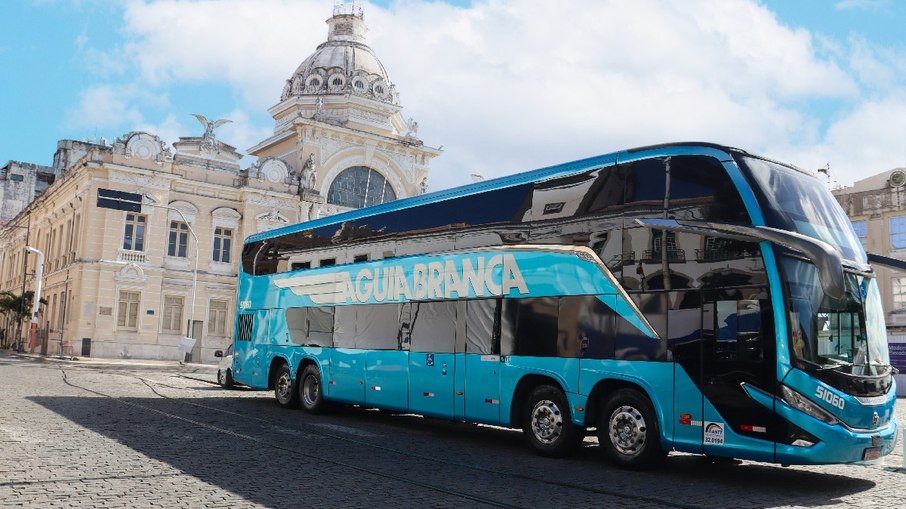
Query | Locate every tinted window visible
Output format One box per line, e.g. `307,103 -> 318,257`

615,292 -> 668,361
560,296 -> 615,359
286,307 -> 335,346
405,301 -> 457,353
466,299 -> 499,354
501,297 -> 560,357
668,156 -> 749,222
625,159 -> 667,209
356,303 -> 401,350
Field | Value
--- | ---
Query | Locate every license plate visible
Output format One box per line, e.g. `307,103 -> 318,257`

862,447 -> 881,461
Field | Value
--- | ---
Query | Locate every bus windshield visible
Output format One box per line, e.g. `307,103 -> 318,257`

781,256 -> 892,393
737,155 -> 866,264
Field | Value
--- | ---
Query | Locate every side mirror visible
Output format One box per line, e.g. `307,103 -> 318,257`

214,350 -> 223,358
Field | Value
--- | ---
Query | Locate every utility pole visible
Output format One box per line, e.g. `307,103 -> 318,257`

15,214 -> 31,353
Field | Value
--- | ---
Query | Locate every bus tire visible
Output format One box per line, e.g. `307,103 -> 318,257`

598,388 -> 666,469
274,363 -> 299,408
299,364 -> 326,414
218,368 -> 234,389
522,385 -> 582,458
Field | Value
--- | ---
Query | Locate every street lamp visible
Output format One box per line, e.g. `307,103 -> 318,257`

96,189 -> 200,363
147,200 -> 199,362
0,215 -> 32,353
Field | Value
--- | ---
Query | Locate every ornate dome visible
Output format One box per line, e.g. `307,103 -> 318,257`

281,6 -> 398,105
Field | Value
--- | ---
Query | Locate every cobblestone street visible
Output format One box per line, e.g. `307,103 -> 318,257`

1,351 -> 903,508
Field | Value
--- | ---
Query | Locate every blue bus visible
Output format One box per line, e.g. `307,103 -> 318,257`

233,142 -> 898,469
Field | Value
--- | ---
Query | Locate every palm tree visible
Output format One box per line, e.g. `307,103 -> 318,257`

0,291 -> 47,349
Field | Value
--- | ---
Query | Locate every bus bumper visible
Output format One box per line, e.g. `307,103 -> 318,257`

775,413 -> 898,465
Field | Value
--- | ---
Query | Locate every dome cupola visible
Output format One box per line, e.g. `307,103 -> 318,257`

280,2 -> 397,105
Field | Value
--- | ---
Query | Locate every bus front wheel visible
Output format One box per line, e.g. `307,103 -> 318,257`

522,385 -> 582,457
299,364 -> 325,414
598,388 -> 666,469
274,364 -> 299,408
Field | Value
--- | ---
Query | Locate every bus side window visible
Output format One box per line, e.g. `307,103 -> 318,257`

501,297 -> 560,357
354,303 -> 401,350
307,307 -> 334,346
667,156 -> 749,223
560,296 -> 615,359
407,301 -> 456,353
465,299 -> 499,354
286,307 -> 334,347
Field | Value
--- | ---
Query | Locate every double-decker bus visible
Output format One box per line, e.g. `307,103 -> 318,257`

234,142 -> 897,469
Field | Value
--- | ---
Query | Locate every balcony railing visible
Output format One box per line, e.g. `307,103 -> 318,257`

118,249 -> 147,263
641,249 -> 686,263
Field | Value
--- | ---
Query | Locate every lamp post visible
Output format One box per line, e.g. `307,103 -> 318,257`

96,189 -> 200,363
143,199 -> 198,362
9,215 -> 31,353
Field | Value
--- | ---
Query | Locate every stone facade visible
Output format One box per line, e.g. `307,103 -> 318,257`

832,168 -> 906,332
0,161 -> 54,223
0,5 -> 439,361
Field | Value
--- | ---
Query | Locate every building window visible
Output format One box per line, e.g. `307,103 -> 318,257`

213,227 -> 233,263
168,221 -> 189,257
894,278 -> 906,311
327,166 -> 397,208
122,213 -> 146,251
162,296 -> 184,332
117,291 -> 140,329
891,216 -> 906,250
851,220 -> 867,240
209,299 -> 228,335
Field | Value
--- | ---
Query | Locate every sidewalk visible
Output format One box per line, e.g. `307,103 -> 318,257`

0,348 -> 218,374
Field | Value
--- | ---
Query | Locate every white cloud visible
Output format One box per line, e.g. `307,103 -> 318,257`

75,0 -> 906,191
65,84 -> 152,132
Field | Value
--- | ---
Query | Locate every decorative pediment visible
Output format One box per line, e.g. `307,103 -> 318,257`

115,263 -> 145,282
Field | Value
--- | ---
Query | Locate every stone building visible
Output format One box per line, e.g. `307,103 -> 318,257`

0,4 -> 439,361
0,161 -> 55,223
832,168 -> 906,332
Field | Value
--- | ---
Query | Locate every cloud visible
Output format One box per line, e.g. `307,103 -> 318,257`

65,84 -> 152,132
71,0 -> 906,191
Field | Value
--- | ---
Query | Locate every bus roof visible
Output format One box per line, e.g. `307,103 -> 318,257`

245,142 -> 745,245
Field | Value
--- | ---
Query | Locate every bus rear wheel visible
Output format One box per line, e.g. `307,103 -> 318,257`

299,364 -> 325,414
522,385 -> 582,457
598,388 -> 666,469
274,364 -> 299,408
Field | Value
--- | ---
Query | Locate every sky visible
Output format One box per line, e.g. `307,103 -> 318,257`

2,0 -> 906,192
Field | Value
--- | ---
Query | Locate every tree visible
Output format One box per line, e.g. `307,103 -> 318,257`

0,291 -> 48,348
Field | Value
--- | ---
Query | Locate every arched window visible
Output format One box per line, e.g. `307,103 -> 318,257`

327,166 -> 397,209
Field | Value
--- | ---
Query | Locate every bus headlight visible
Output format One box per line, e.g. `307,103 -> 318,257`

781,385 -> 839,426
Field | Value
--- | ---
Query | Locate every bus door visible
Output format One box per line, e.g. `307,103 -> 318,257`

328,306 -> 365,404
406,301 -> 457,418
668,291 -> 704,454
460,299 -> 502,425
699,289 -> 776,460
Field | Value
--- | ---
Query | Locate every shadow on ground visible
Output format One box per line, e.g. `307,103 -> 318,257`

27,395 -> 877,509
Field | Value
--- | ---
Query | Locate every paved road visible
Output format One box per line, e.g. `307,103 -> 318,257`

0,351 -> 903,508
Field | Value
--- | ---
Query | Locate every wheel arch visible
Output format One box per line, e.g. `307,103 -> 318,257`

267,355 -> 291,390
508,374 -> 567,429
585,377 -> 666,440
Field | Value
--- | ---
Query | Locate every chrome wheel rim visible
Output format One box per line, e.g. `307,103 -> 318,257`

530,399 -> 563,445
302,374 -> 319,407
276,372 -> 292,403
608,405 -> 647,456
